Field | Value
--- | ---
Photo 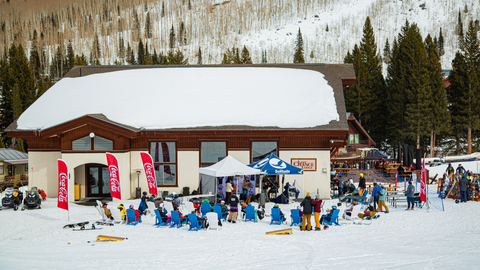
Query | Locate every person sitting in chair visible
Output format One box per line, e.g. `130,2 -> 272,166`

320,205 -> 337,227
273,204 -> 286,222
102,203 -> 114,220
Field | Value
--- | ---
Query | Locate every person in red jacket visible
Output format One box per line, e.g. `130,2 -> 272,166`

129,205 -> 141,221
311,194 -> 323,231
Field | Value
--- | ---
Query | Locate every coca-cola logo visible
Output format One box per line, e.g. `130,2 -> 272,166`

144,163 -> 156,188
109,165 -> 120,192
58,172 -> 68,202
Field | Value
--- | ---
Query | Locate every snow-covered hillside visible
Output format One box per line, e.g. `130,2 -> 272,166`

5,0 -> 480,70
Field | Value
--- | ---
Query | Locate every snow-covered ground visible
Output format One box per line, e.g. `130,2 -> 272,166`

1,188 -> 479,269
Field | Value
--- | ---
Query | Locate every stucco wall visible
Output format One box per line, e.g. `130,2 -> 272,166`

62,152 -> 132,202
176,151 -> 200,195
279,150 -> 331,199
28,151 -> 62,196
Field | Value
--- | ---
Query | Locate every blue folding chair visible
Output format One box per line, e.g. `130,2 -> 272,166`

154,209 -> 171,227
126,209 -> 142,226
245,205 -> 256,222
270,207 -> 285,225
201,202 -> 212,217
170,210 -> 185,228
321,209 -> 340,226
187,213 -> 205,231
213,206 -> 227,221
290,209 -> 302,227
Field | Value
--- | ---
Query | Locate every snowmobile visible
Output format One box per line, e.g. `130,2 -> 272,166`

2,187 -> 23,211
22,187 -> 42,210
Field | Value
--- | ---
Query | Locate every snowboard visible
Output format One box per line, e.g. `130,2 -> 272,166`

73,224 -> 102,231
63,221 -> 89,229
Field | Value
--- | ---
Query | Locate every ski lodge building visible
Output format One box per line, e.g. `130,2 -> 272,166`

6,64 -> 355,201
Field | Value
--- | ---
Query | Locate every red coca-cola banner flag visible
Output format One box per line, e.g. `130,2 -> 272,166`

140,152 -> 158,195
420,154 -> 427,202
106,153 -> 121,199
57,159 -> 69,211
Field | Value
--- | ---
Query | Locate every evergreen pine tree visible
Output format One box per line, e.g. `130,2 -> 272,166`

137,40 -> 145,65
197,47 -> 202,65
293,28 -> 305,63
450,20 -> 480,153
145,12 -> 152,39
357,16 -> 387,147
169,25 -> 175,49
188,0 -> 192,10
383,38 -> 390,64
161,2 -> 165,17
458,10 -> 464,48
438,27 -> 445,56
179,22 -> 185,46
67,40 -> 75,71
425,34 -> 450,156
241,46 -> 253,64
261,50 -> 267,63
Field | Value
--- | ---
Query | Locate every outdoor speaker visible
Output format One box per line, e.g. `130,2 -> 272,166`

416,148 -> 422,170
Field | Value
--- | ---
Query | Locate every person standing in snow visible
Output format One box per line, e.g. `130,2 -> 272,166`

446,163 -> 454,176
459,173 -> 468,203
405,181 -> 415,210
358,173 -> 366,190
311,194 -> 323,231
227,191 -> 239,223
300,192 -> 313,231
225,179 -> 233,202
338,176 -> 344,196
371,181 -> 381,210
456,164 -> 465,175
376,183 -> 389,213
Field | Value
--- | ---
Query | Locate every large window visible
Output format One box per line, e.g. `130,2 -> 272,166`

201,141 -> 226,165
349,134 -> 359,145
72,136 -> 113,150
150,142 -> 176,186
252,142 -> 277,163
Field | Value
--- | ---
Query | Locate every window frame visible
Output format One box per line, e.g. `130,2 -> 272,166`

200,141 -> 227,167
150,142 -> 177,187
251,141 -> 278,163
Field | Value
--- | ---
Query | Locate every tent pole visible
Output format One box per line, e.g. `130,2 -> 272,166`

303,174 -> 305,198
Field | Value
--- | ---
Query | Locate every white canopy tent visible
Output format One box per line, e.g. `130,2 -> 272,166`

198,156 -> 264,202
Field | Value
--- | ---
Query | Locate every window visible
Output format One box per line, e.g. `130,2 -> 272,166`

0,165 -> 3,175
94,136 -> 113,150
72,136 -> 113,150
72,137 -> 91,150
150,142 -> 176,186
201,142 -> 226,165
252,142 -> 277,162
349,134 -> 360,145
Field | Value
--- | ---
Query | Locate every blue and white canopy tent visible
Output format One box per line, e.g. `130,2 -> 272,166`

248,153 -> 305,198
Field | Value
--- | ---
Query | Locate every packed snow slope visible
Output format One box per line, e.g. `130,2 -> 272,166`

0,193 -> 479,269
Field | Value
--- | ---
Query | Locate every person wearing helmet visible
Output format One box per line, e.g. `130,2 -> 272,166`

320,204 -> 337,227
359,173 -> 366,190
358,204 -> 377,220
117,204 -> 127,222
376,183 -> 389,213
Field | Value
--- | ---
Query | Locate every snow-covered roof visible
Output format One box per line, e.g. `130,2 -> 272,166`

17,66 -> 342,131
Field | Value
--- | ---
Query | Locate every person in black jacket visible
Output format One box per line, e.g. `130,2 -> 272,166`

300,192 -> 313,231
227,191 -> 239,223
358,173 -> 366,190
459,173 -> 468,203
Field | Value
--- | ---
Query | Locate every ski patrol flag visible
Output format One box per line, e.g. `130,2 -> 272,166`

420,154 -> 427,202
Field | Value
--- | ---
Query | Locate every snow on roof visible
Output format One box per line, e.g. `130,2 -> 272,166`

17,67 -> 339,130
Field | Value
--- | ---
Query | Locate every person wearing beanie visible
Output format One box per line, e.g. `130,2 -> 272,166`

405,181 -> 415,209
371,182 -> 381,210
311,194 -> 323,231
300,192 -> 313,231
117,204 -> 126,222
359,173 -> 366,190
376,183 -> 389,213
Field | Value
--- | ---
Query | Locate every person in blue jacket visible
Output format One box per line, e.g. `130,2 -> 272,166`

371,181 -> 381,210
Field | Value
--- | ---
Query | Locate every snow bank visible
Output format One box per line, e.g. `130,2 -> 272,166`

16,67 -> 339,131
